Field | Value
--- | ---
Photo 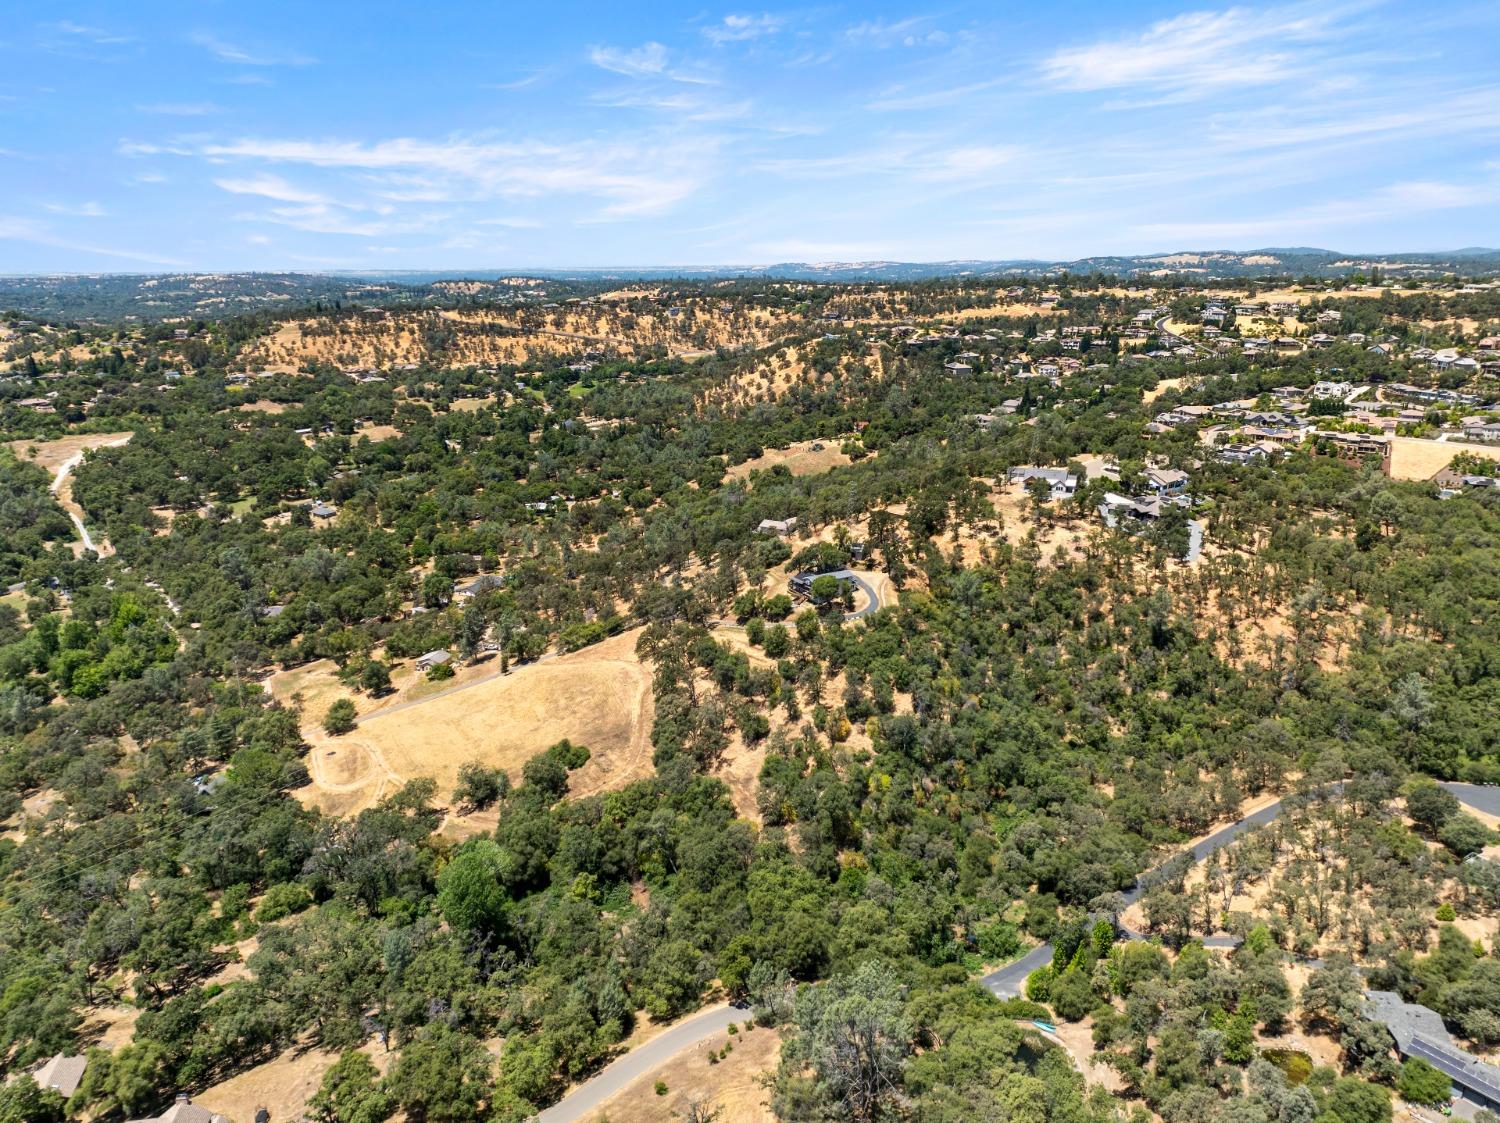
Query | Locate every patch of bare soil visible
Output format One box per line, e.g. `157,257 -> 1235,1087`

586,1023 -> 780,1123
726,438 -> 853,481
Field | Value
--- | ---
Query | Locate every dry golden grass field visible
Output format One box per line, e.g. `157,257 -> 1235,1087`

726,438 -> 853,480
6,430 -> 134,475
297,630 -> 652,816
1386,436 -> 1500,480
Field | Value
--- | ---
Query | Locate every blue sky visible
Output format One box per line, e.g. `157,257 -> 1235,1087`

2,0 -> 1499,271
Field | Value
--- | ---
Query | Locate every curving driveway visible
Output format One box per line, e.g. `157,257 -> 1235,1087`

532,1003 -> 742,1123
533,782 -> 1494,1121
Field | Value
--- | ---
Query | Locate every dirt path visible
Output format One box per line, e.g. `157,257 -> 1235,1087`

8,432 -> 132,557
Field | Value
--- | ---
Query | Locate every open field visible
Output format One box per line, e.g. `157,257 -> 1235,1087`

1143,376 -> 1194,403
194,1041 -> 393,1123
1387,436 -> 1500,480
726,437 -> 854,480
297,630 -> 652,816
6,430 -> 135,474
7,431 -> 134,556
585,1023 -> 780,1123
232,399 -> 288,414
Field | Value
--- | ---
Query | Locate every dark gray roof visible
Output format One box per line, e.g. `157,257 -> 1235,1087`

1365,990 -> 1449,1051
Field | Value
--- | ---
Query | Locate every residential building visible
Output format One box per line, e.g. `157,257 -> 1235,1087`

756,517 -> 798,537
126,1094 -> 232,1123
1144,467 -> 1190,496
1007,466 -> 1078,500
416,649 -> 452,671
29,1055 -> 87,1099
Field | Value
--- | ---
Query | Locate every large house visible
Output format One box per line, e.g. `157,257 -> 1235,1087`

1007,466 -> 1078,501
1144,467 -> 1190,496
1366,991 -> 1500,1113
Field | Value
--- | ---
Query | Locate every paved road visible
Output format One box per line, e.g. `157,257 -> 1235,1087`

532,1003 -> 742,1123
537,782 -> 1491,1119
1443,782 -> 1500,818
979,786 -> 1327,995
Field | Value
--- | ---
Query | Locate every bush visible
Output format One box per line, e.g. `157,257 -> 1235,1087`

323,697 -> 357,735
427,660 -> 455,681
654,1081 -> 668,1096
992,997 -> 1053,1021
1397,1057 -> 1451,1106
256,881 -> 313,923
455,761 -> 508,810
977,921 -> 1023,962
1440,813 -> 1494,858
762,625 -> 790,659
1436,902 -> 1457,922
1260,1048 -> 1313,1086
1025,964 -> 1055,1002
764,594 -> 793,620
1049,968 -> 1096,1022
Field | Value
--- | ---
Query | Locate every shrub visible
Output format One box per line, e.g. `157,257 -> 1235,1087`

427,660 -> 455,681
1260,1049 -> 1313,1086
323,697 -> 357,735
1436,902 -> 1457,922
1025,964 -> 1055,1003
1049,967 -> 1096,1022
977,921 -> 1023,962
454,761 -> 507,810
654,1081 -> 668,1096
1397,1057 -> 1451,1106
256,881 -> 313,923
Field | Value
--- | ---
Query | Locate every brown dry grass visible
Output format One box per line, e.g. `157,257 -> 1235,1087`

297,630 -> 652,816
726,438 -> 853,481
584,1024 -> 780,1123
238,302 -> 796,374
6,431 -> 134,474
1386,436 -> 1500,481
231,399 -> 289,414
194,1040 -> 393,1123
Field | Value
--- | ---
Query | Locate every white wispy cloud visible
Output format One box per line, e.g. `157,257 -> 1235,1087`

52,21 -> 136,46
213,173 -> 328,204
0,216 -> 185,265
189,32 -> 313,67
41,201 -> 107,217
1041,3 -> 1359,98
194,132 -> 712,220
1128,173 -> 1500,243
844,16 -> 948,49
589,42 -> 715,84
703,14 -> 783,45
593,89 -> 752,122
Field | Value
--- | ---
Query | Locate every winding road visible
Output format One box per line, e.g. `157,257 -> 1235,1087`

533,781 -> 1494,1122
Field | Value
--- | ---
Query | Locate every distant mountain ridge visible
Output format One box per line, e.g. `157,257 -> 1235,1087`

496,247 -> 1500,282
352,247 -> 1500,283
3,248 -> 1498,320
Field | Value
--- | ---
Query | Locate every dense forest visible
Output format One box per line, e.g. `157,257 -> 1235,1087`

1,275 -> 1498,1123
